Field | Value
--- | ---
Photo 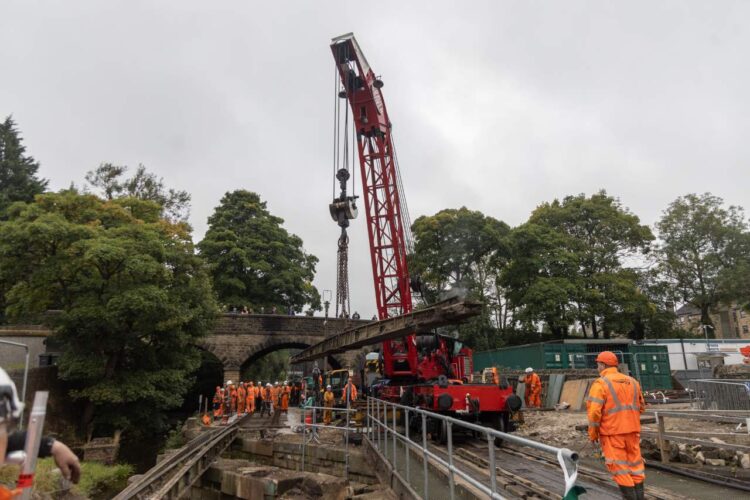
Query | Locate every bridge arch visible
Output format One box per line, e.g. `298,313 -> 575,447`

200,314 -> 368,382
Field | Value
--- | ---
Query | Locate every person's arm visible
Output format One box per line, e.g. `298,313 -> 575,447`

7,432 -> 80,483
586,380 -> 605,442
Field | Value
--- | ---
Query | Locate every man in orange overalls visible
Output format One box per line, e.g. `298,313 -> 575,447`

523,367 -> 542,408
212,386 -> 223,422
341,378 -> 357,404
246,382 -> 256,414
237,382 -> 246,414
280,381 -> 291,413
587,351 -> 646,500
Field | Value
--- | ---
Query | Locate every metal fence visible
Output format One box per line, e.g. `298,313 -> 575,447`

688,379 -> 750,410
365,396 -> 579,499
299,403 -> 358,479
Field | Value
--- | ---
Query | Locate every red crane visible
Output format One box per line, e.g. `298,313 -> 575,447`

330,33 -> 417,379
329,34 -> 520,439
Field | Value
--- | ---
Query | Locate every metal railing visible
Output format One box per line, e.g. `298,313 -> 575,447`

299,403 -> 358,479
688,379 -> 750,410
365,397 -> 579,499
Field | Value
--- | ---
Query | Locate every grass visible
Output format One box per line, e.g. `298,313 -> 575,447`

0,458 -> 133,499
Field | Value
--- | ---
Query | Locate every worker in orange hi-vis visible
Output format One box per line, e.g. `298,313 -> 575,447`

523,367 -> 542,408
280,381 -> 291,413
228,382 -> 238,415
270,382 -> 280,411
212,386 -> 223,422
250,380 -> 255,415
237,382 -> 246,414
261,383 -> 273,417
586,351 -> 646,500
341,378 -> 357,404
323,385 -> 335,424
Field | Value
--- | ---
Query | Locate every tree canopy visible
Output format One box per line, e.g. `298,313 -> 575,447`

198,190 -> 320,313
86,163 -> 191,222
0,190 -> 217,436
656,193 -> 749,335
411,207 -> 511,349
502,191 -> 655,339
0,116 -> 48,216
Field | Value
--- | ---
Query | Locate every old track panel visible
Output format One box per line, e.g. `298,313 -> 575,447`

113,416 -> 246,500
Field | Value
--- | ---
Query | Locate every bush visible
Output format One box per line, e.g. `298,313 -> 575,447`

0,458 -> 133,499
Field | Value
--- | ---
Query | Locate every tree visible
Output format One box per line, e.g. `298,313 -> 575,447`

86,163 -> 191,222
657,193 -> 749,336
501,222 -> 580,338
503,192 -> 654,339
198,190 -> 320,313
0,190 -> 217,437
0,116 -> 48,216
410,207 -> 511,349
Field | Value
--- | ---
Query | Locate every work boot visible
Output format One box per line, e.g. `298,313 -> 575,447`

634,483 -> 645,500
618,485 -> 637,500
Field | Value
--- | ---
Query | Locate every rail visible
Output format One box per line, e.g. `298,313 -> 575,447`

365,396 -> 579,499
113,415 -> 245,500
299,404 -> 358,479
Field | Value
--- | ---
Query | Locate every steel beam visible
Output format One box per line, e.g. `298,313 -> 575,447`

290,297 -> 481,364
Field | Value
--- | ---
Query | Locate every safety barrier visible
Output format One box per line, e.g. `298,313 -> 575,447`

299,404 -> 358,479
365,396 -> 579,499
688,379 -> 750,410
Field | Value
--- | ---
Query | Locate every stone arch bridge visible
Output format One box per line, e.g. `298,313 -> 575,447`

0,315 -> 369,383
203,314 -> 369,382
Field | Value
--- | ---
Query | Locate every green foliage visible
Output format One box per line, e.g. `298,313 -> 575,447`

0,458 -> 133,499
411,207 -> 511,349
163,427 -> 187,450
656,193 -> 749,335
0,116 -> 48,216
0,190 -> 218,436
241,348 -> 298,382
503,191 -> 654,339
198,190 -> 320,312
86,163 -> 191,222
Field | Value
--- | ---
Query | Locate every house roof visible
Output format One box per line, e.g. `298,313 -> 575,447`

675,303 -> 701,316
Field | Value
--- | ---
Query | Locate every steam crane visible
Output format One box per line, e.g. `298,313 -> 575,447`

327,33 -> 520,437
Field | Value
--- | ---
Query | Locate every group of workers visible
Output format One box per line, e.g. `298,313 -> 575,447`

210,380 -> 295,423
321,378 -> 358,425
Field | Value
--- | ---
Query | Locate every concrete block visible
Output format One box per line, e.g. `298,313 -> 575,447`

241,438 -> 274,457
741,454 -> 750,469
705,458 -> 726,467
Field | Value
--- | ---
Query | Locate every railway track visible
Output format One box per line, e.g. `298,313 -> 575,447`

422,433 -> 685,499
113,415 -> 248,500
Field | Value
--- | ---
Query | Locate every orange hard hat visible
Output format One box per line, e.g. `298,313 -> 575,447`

595,351 -> 618,366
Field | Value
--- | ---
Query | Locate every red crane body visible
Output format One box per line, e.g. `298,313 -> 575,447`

331,34 -> 417,378
330,34 -> 520,429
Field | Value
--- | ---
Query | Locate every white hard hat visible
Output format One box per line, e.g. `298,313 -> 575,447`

525,367 -> 533,373
266,383 -> 272,387
283,380 -> 288,384
327,385 -> 332,389
257,381 -> 261,384
0,367 -> 23,422
274,381 -> 279,385
226,380 -> 233,385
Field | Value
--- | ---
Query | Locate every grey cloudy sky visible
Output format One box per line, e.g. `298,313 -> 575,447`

2,1 -> 748,316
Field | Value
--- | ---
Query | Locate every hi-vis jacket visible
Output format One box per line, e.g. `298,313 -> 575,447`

586,367 -> 645,438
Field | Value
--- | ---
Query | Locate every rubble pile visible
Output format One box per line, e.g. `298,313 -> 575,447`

641,438 -> 750,469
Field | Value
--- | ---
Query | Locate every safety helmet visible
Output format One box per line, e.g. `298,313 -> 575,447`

266,383 -> 272,387
327,385 -> 332,390
257,381 -> 261,385
226,380 -> 233,385
0,366 -> 23,423
525,367 -> 533,373
595,351 -> 619,367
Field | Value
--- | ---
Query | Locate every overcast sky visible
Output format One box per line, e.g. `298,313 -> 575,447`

2,1 -> 748,317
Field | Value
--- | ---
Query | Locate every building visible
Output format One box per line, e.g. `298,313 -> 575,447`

675,302 -> 750,340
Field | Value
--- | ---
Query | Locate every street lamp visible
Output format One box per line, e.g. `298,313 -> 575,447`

323,289 -> 332,320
